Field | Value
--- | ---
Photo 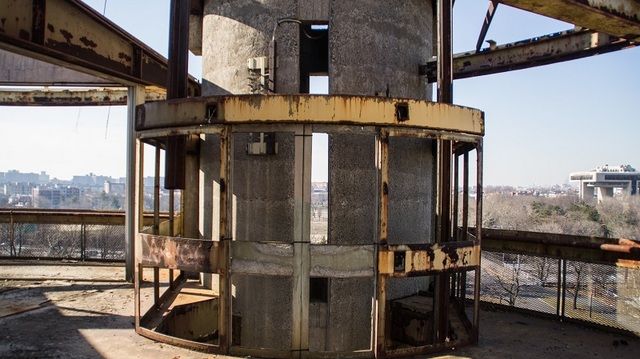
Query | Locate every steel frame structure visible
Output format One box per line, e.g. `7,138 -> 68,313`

132,94 -> 484,358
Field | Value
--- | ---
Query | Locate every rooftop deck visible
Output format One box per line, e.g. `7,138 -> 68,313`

0,261 -> 637,359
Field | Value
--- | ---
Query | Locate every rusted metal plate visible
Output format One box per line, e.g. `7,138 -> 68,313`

230,241 -> 294,276
379,241 -> 480,276
309,245 -> 375,278
138,234 -> 222,273
422,29 -> 635,82
0,0 -> 200,94
0,87 -> 165,106
499,0 -> 640,40
136,95 -> 484,135
481,228 -> 640,268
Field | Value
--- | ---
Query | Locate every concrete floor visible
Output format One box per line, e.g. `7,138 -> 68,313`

0,261 -> 638,359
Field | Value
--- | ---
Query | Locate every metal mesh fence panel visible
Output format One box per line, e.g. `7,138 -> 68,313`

13,223 -> 81,258
565,261 -> 640,334
0,222 -> 126,261
85,224 -> 125,260
0,223 -> 10,256
480,252 -> 558,314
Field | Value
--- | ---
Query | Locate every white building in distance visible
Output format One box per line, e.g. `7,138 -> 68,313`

570,164 -> 639,202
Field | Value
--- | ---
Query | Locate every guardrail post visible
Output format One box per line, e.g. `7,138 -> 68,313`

80,222 -> 86,261
556,258 -> 562,318
561,259 -> 567,320
9,211 -> 15,257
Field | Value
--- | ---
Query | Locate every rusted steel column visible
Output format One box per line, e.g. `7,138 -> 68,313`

218,126 -> 232,352
376,129 -> 390,356
472,141 -> 483,343
153,147 -> 161,307
165,0 -> 191,190
435,0 -> 453,344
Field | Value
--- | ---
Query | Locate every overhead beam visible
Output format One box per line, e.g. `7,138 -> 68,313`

422,29 -> 636,82
498,0 -> 640,40
0,48 -> 117,86
0,87 -> 166,106
481,228 -> 640,269
0,0 -> 200,95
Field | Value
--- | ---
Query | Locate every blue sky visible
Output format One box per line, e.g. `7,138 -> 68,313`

0,0 -> 638,186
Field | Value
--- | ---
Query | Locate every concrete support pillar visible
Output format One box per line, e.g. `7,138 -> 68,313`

582,182 -> 595,200
199,134 -> 221,290
125,85 -> 145,282
597,186 -> 613,202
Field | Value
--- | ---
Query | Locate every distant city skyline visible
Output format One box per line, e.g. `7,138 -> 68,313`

0,0 -> 638,186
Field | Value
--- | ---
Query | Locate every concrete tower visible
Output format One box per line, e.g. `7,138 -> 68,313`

199,0 -> 435,352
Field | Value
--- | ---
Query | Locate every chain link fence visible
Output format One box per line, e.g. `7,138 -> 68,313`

470,251 -> 640,335
0,222 -> 126,261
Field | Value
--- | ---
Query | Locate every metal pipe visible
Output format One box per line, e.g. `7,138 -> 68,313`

165,0 -> 191,189
153,146 -> 161,307
561,259 -> 567,319
435,0 -> 453,343
556,258 -> 562,317
168,189 -> 175,288
472,141 -> 483,343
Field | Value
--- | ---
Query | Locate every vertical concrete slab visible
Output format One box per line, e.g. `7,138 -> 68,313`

320,132 -> 376,351
230,132 -> 295,349
199,134 -> 221,291
386,136 -> 436,300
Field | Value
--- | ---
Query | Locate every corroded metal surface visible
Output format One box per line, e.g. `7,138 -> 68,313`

379,241 -> 480,276
0,0 -> 199,93
499,0 -> 640,39
422,29 -> 636,82
136,95 -> 485,135
0,87 -> 165,106
138,233 -> 222,273
0,208 -> 164,226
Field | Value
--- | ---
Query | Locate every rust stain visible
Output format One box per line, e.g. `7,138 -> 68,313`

118,52 -> 132,62
79,36 -> 97,48
60,29 -> 73,42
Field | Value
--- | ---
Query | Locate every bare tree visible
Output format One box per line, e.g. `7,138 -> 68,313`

496,254 -> 524,306
532,256 -> 552,286
570,262 -> 586,309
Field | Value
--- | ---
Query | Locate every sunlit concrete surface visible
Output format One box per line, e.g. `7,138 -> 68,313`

0,262 -> 638,359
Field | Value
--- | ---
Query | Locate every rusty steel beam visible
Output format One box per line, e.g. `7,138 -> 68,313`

481,228 -> 640,268
0,48 -> 117,86
136,95 -> 485,135
422,29 -> 636,82
0,209 -> 166,226
498,0 -> 640,40
0,87 -> 166,106
0,0 -> 200,94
